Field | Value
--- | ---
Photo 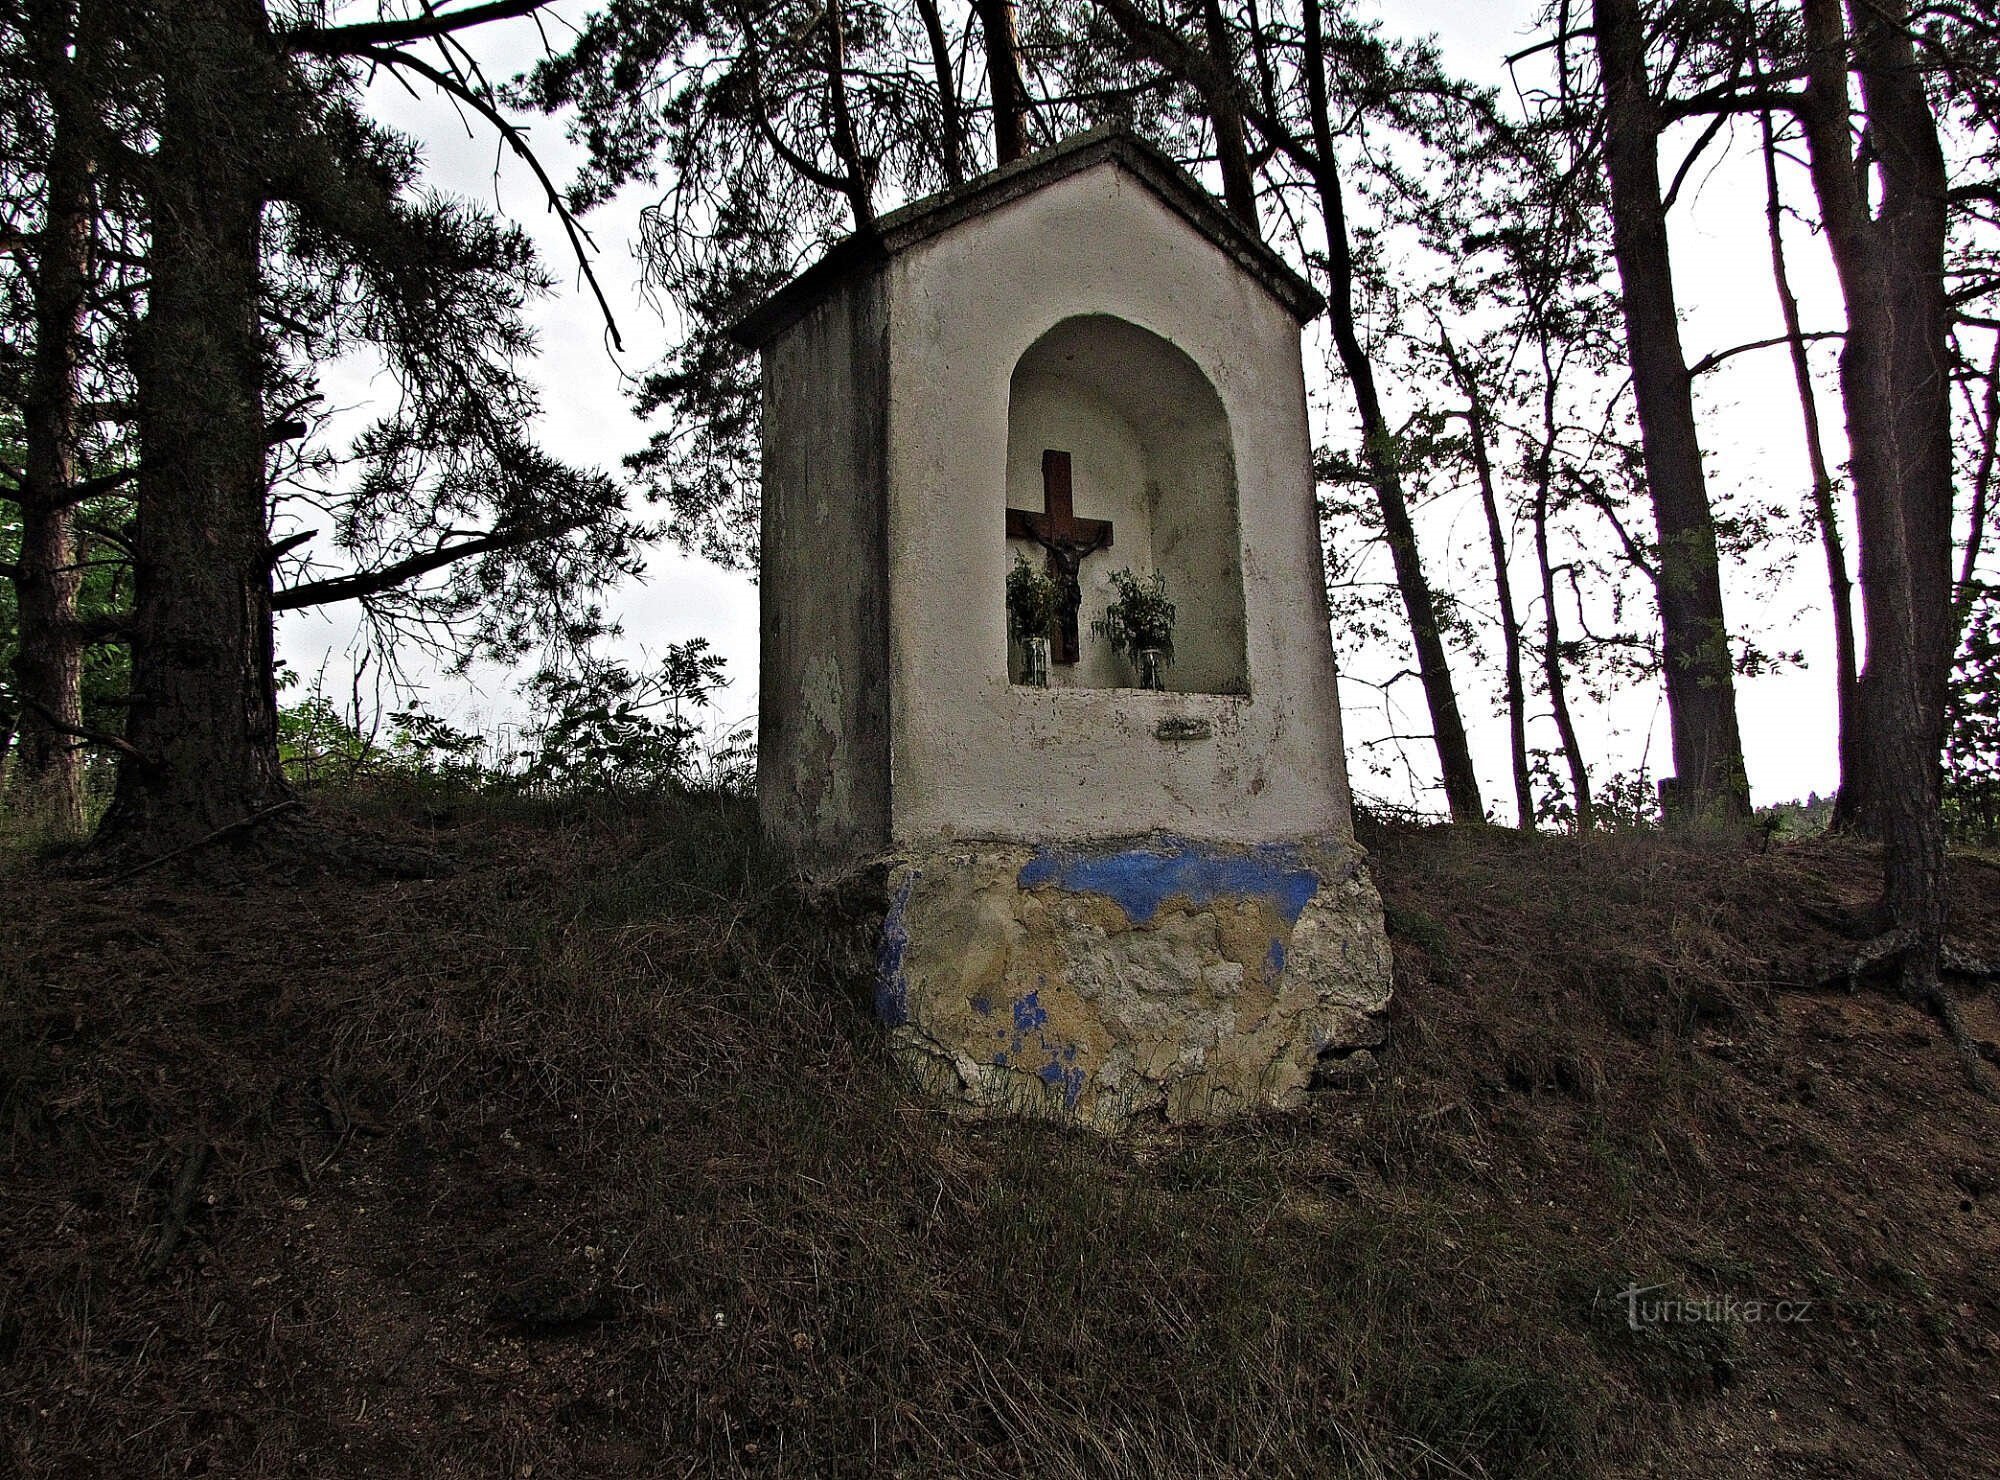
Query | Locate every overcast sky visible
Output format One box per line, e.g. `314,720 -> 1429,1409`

287,0 -> 1862,814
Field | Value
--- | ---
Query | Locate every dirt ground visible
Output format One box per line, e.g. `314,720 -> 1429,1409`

2,797 -> 1997,1477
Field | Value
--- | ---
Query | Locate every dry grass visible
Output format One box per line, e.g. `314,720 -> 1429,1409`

2,796 -> 1998,1477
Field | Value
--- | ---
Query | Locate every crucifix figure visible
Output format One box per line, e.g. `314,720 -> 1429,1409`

1005,449 -> 1113,664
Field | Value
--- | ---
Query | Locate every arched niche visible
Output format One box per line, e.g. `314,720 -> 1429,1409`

1004,314 -> 1249,695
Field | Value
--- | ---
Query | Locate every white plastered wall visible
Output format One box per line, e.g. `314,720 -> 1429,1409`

883,159 -> 1354,846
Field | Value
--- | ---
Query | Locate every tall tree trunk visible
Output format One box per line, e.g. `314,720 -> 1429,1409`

1591,0 -> 1751,825
974,0 -> 1027,165
1942,339 -> 1998,766
1761,108 -> 1862,828
1439,333 -> 1533,827
9,0 -> 94,837
1796,0 -> 1961,1034
95,0 -> 290,857
1197,0 -> 1258,234
912,0 -> 964,186
1304,0 -> 1483,822
824,0 -> 872,230
1533,343 -> 1594,831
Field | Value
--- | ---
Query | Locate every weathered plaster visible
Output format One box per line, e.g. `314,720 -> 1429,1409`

745,138 -> 1392,1131
878,835 -> 1392,1130
756,274 -> 890,860
884,161 -> 1352,847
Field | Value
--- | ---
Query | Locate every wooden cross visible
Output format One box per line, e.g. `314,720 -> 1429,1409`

1005,449 -> 1113,664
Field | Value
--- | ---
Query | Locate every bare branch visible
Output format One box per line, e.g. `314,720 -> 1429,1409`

272,516 -> 588,610
1660,110 -> 1730,213
8,690 -> 151,765
1662,79 -> 1807,122
1688,329 -> 1843,378
285,0 -> 556,56
356,45 -> 625,351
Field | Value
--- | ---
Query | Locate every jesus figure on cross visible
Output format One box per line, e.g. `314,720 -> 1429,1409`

1005,449 -> 1113,664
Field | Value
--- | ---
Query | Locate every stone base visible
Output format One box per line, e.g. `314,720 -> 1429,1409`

873,835 -> 1392,1131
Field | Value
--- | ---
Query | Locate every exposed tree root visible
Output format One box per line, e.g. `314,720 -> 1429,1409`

1821,931 -> 1994,1096
1930,987 -> 1993,1094
86,803 -> 454,885
1941,943 -> 2000,982
109,799 -> 305,881
1832,926 -> 1918,993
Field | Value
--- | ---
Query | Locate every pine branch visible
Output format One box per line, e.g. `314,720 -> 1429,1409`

8,690 -> 151,765
271,516 -> 589,611
353,46 -> 624,351
1660,110 -> 1730,213
1662,81 -> 1806,121
285,0 -> 556,56
51,464 -> 139,509
1687,330 -> 1843,378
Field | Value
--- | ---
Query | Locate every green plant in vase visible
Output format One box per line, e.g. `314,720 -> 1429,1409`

1006,555 -> 1060,687
1094,568 -> 1176,690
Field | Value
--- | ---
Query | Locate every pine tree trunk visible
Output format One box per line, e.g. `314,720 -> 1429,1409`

974,0 -> 1027,165
1591,0 -> 1751,825
94,0 -> 290,857
912,0 -> 964,185
1198,0 -> 1259,235
1441,334 -> 1533,827
1796,0 -> 1956,1003
9,0 -> 93,837
1761,110 -> 1862,830
1532,353 -> 1594,832
1303,0 -> 1483,823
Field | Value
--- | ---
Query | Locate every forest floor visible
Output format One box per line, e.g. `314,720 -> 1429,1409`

2,795 -> 1999,1478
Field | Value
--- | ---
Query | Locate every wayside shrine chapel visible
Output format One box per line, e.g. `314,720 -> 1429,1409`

732,129 -> 1393,1132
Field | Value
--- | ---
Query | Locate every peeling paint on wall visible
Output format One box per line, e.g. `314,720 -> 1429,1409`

874,874 -> 916,1028
881,835 -> 1391,1131
1016,835 -> 1327,924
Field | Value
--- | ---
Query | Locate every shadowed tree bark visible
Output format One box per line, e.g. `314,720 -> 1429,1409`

95,0 -> 291,853
1795,0 -> 1973,1075
1589,0 -> 1750,826
7,0 -> 98,836
975,0 -> 1027,164
1759,105 -> 1861,830
70,0 -> 641,862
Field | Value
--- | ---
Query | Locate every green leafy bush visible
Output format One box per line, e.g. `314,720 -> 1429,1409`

1005,555 -> 1059,643
1093,568 -> 1176,665
516,639 -> 729,798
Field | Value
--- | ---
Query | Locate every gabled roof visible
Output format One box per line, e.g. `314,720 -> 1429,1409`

727,127 -> 1325,350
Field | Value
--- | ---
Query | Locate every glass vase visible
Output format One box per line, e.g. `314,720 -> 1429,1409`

1021,635 -> 1050,688
1138,647 -> 1166,691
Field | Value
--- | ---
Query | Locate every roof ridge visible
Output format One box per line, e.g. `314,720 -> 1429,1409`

728,129 -> 1324,350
